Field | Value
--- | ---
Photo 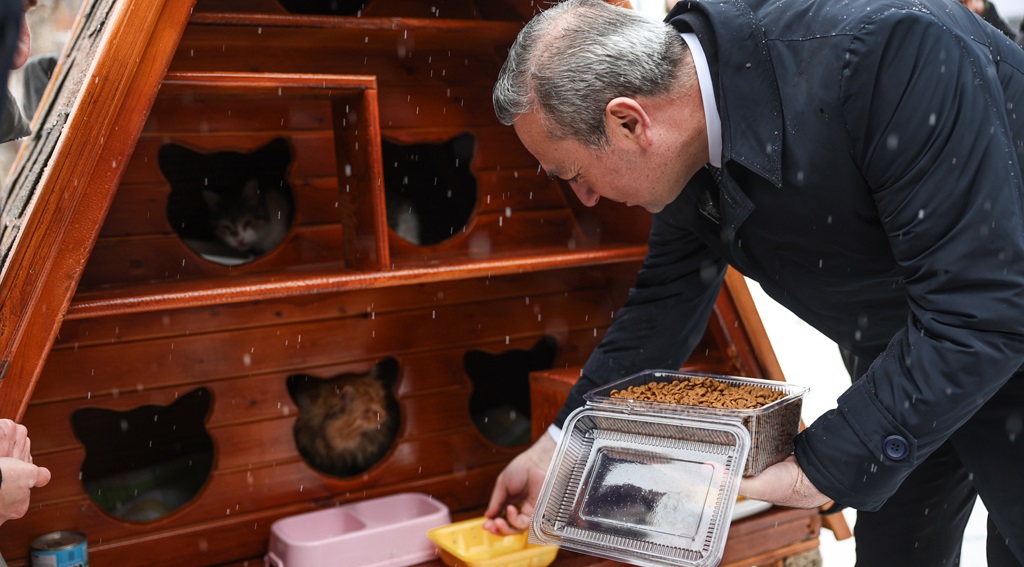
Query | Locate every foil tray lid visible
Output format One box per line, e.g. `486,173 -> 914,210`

530,408 -> 750,567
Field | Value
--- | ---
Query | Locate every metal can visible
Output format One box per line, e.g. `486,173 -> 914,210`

29,531 -> 88,567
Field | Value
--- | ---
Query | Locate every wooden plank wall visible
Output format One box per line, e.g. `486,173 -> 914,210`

1,263 -> 649,564
0,0 -> 659,564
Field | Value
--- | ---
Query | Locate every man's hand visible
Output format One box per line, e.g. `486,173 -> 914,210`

0,419 -> 31,461
738,455 -> 831,509
482,433 -> 556,535
0,456 -> 51,525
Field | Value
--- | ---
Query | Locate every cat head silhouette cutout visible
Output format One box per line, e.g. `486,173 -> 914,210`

159,138 -> 295,261
71,388 -> 214,522
286,357 -> 401,478
463,336 -> 557,446
383,133 -> 477,246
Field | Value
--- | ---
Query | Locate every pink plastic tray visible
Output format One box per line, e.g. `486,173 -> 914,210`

265,492 -> 451,567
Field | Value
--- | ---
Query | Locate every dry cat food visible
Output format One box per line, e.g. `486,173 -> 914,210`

608,376 -> 787,409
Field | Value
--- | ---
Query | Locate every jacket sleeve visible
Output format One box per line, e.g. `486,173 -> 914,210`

795,9 -> 1024,510
554,202 -> 727,428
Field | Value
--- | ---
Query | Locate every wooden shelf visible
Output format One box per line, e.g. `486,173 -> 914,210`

67,244 -> 647,319
181,12 -> 524,55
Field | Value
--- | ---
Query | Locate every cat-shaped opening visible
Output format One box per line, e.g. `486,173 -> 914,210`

286,357 -> 401,478
70,388 -> 214,523
463,336 -> 557,447
159,138 -> 295,266
383,133 -> 477,246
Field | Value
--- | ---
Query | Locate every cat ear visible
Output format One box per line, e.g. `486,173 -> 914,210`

528,335 -> 558,369
338,384 -> 356,407
286,374 -> 318,411
462,350 -> 494,376
158,143 -> 207,184
371,357 -> 400,389
70,407 -> 116,445
261,137 -> 293,165
167,387 -> 213,422
250,138 -> 293,176
200,189 -> 223,210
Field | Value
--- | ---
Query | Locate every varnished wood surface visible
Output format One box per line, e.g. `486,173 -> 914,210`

0,1 -> 827,566
209,506 -> 819,567
0,261 -> 638,563
0,0 -> 199,420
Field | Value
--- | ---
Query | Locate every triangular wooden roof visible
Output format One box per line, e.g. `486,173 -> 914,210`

0,0 -> 197,419
0,0 -> 602,420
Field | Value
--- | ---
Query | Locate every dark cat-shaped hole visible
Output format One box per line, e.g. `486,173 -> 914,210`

159,138 -> 295,265
383,133 -> 477,246
71,388 -> 214,523
463,336 -> 557,447
287,357 -> 401,478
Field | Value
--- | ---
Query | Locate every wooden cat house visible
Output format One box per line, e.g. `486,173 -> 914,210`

0,0 -> 845,564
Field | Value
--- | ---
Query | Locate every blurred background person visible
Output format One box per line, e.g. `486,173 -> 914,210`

958,0 -> 1018,40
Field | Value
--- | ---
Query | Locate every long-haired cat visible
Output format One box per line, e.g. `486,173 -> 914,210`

286,358 -> 401,478
159,138 -> 295,260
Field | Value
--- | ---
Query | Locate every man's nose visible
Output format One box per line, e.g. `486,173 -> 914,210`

570,182 -> 600,207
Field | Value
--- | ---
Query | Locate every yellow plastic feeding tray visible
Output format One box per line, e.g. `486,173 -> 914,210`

427,517 -> 558,567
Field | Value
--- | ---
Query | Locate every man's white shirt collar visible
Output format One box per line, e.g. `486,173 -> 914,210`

681,32 -> 722,168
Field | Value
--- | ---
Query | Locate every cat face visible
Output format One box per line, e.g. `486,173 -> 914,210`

313,378 -> 391,451
287,358 -> 400,477
160,138 -> 295,260
202,180 -> 269,252
71,388 -> 214,522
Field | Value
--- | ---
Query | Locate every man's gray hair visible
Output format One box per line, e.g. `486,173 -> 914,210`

493,0 -> 689,149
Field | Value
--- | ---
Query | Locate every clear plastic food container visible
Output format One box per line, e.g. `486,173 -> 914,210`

528,370 -> 808,567
584,370 -> 808,476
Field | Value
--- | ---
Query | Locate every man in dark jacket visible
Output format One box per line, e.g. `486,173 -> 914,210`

484,0 -> 1024,564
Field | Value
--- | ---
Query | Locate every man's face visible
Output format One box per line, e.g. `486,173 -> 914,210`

512,110 -> 682,213
11,0 -> 37,70
959,0 -> 986,15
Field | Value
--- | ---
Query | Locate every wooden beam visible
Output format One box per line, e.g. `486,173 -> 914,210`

0,0 -> 197,419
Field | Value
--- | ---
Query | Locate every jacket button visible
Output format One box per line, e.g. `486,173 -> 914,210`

884,435 -> 909,460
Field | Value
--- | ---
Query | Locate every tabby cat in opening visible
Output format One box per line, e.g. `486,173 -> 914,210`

160,138 -> 295,261
286,358 -> 401,478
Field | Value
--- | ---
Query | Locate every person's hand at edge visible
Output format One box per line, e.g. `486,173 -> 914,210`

482,433 -> 556,535
738,455 -> 831,509
0,457 -> 51,526
0,419 -> 31,461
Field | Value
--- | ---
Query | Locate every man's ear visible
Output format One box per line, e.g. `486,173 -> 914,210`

606,97 -> 652,148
